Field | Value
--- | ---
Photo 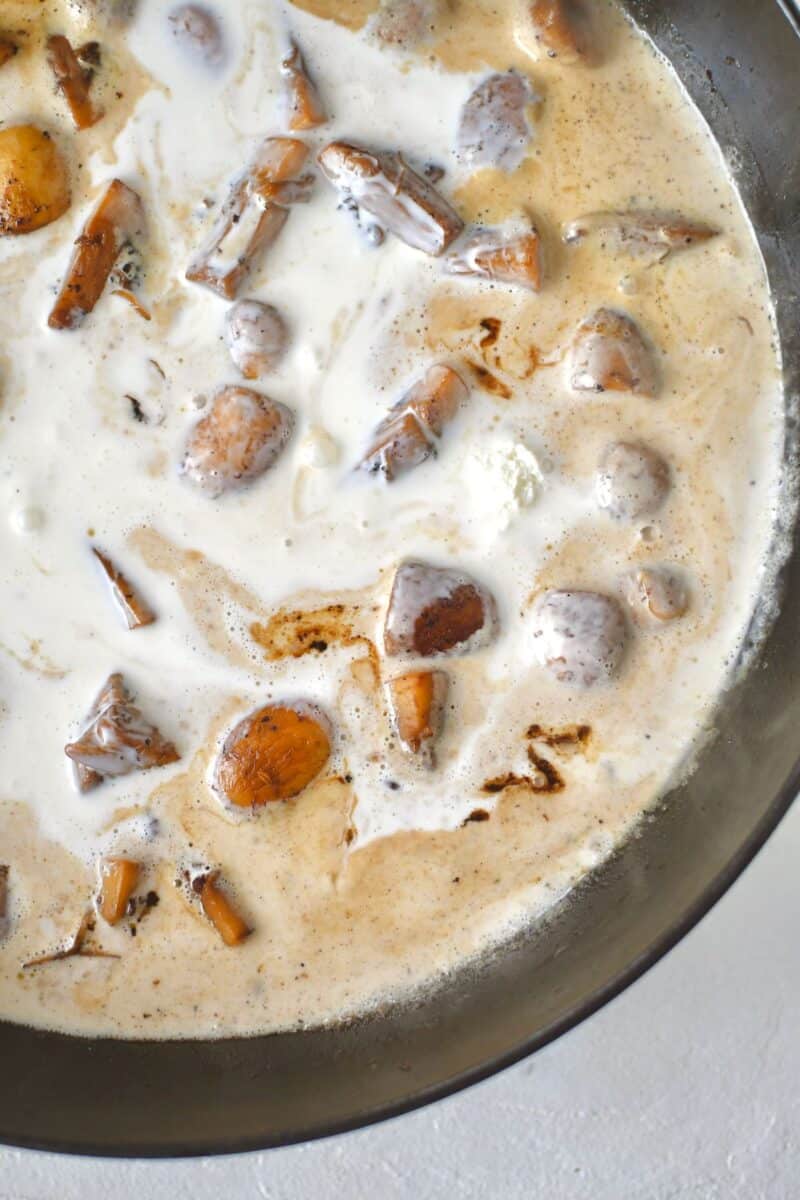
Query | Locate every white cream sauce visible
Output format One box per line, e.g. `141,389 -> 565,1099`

0,0 -> 785,1037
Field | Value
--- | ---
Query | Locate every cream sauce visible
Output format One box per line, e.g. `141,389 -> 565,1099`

0,0 -> 784,1037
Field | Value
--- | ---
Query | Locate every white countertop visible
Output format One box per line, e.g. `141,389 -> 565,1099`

1,800 -> 797,1198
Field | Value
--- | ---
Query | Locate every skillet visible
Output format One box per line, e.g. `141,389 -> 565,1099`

1,0 -> 799,1157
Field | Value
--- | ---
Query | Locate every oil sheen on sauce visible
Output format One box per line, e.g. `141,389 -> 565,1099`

0,0 -> 784,1037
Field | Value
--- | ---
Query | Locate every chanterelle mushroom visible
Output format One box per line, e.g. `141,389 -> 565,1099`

563,209 -> 718,260
532,589 -> 627,686
384,562 -> 499,657
595,441 -> 671,521
570,308 -> 659,397
65,673 -> 179,780
0,125 -> 71,236
317,141 -> 464,256
214,703 -> 331,807
455,71 -> 538,172
360,364 -> 468,480
181,385 -> 293,497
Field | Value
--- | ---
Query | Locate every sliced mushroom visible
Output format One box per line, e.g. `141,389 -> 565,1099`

281,39 -> 326,130
97,857 -> 140,925
47,34 -> 104,130
187,137 -> 311,299
360,364 -> 467,480
387,669 -> 448,763
365,0 -> 438,48
214,702 -> 331,808
384,562 -> 498,658
570,308 -> 658,397
225,300 -> 289,379
0,125 -> 71,236
516,0 -> 590,63
626,566 -> 689,621
181,385 -> 293,497
595,440 -> 670,521
444,223 -> 543,291
317,141 -> 464,256
92,547 -> 156,629
455,71 -> 538,173
563,210 -> 718,260
532,589 -> 627,686
48,179 -> 145,330
65,673 -> 179,780
168,4 -> 225,67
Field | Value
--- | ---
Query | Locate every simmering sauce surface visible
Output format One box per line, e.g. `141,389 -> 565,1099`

0,0 -> 784,1037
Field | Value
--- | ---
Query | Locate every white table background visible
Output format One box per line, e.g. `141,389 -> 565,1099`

1,800 -> 797,1199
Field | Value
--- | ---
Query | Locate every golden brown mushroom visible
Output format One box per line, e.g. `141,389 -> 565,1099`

281,39 -> 326,130
445,224 -> 543,291
48,178 -> 145,330
97,857 -> 140,925
47,34 -> 104,130
214,703 -> 331,808
0,125 -> 71,236
387,669 -> 448,762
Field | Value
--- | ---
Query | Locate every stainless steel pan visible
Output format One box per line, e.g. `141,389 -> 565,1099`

1,0 -> 798,1156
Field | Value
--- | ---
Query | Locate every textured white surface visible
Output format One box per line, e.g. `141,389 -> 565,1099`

1,801 -> 798,1198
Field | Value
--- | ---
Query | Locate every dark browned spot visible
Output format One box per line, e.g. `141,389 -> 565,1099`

527,746 -> 565,793
463,808 -> 490,824
465,359 -> 512,400
526,722 -> 592,749
413,584 -> 485,655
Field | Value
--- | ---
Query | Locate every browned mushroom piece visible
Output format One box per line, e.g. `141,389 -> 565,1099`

65,673 -> 179,780
365,0 -> 438,48
198,871 -> 252,945
187,137 -> 311,299
317,141 -> 463,257
92,547 -> 156,629
570,308 -> 659,397
517,0 -> 590,63
0,125 -> 71,236
387,669 -> 448,763
214,702 -> 331,808
281,39 -> 326,130
532,590 -> 627,686
181,385 -> 293,497
168,4 -> 225,67
627,566 -> 689,622
563,210 -> 718,260
0,865 -> 8,922
47,34 -> 104,130
0,37 -> 17,68
455,71 -> 538,172
97,857 -> 140,925
225,300 -> 289,379
360,364 -> 467,480
48,179 -> 145,330
444,224 -> 543,291
595,440 -> 670,521
384,562 -> 498,658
